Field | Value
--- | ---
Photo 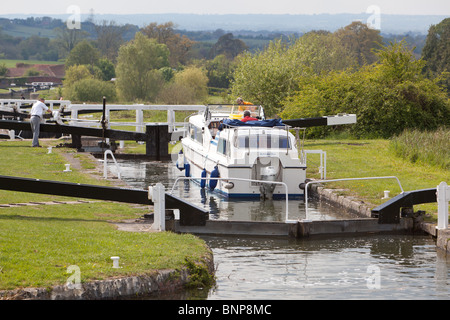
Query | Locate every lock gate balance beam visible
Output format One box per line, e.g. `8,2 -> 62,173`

0,175 -> 208,225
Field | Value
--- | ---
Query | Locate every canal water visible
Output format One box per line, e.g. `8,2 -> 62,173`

112,159 -> 450,300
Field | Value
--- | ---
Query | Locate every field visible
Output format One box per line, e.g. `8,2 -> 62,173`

0,59 -> 62,68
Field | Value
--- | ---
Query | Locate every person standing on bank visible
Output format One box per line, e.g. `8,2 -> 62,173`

30,98 -> 51,147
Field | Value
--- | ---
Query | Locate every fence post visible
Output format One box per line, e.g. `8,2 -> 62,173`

436,181 -> 449,230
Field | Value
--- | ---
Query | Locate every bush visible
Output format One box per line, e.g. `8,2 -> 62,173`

67,78 -> 117,103
281,41 -> 450,138
157,66 -> 208,104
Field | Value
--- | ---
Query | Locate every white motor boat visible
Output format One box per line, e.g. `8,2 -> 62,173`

177,104 -> 307,199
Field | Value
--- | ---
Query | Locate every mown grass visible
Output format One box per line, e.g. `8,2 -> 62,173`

0,140 -> 108,204
0,139 -> 212,291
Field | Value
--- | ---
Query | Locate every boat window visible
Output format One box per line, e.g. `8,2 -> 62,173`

189,124 -> 203,144
236,134 -> 290,149
196,127 -> 203,144
218,138 -> 227,155
208,121 -> 220,139
189,124 -> 195,140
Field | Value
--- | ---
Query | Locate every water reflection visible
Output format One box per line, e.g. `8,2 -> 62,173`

115,159 -> 355,222
205,235 -> 450,300
113,159 -> 450,300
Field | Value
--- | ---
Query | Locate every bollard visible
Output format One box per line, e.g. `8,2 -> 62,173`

111,256 -> 120,268
63,164 -> 71,172
47,146 -> 52,154
383,190 -> 390,199
436,182 -> 449,230
149,183 -> 166,231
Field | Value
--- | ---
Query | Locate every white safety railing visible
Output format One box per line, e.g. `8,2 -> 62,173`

68,104 -> 205,133
170,176 -> 295,223
436,181 -> 449,230
303,150 -> 327,179
304,176 -> 404,220
103,150 -> 121,180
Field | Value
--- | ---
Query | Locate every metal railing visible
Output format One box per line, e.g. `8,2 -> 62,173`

304,176 -> 404,220
170,176 -> 296,223
103,150 -> 121,180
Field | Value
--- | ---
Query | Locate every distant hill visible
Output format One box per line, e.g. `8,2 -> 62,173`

1,13 -> 448,34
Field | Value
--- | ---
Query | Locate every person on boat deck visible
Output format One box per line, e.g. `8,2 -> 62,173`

237,97 -> 257,113
237,97 -> 253,105
241,110 -> 258,122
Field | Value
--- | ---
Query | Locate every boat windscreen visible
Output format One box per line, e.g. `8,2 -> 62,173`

236,134 -> 290,149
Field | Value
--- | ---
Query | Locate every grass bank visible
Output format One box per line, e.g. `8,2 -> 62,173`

303,139 -> 449,218
0,139 -> 213,292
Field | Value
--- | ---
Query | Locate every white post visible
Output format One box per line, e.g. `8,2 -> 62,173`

304,150 -> 327,179
70,108 -> 78,125
167,109 -> 175,133
103,152 -> 108,179
149,183 -> 165,231
136,108 -> 144,133
436,182 -> 449,230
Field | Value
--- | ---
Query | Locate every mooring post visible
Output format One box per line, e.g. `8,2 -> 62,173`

149,183 -> 166,231
436,181 -> 449,230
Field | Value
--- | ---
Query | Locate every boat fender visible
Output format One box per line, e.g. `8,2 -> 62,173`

209,165 -> 220,190
200,168 -> 207,189
176,150 -> 185,171
224,182 -> 234,189
184,163 -> 190,177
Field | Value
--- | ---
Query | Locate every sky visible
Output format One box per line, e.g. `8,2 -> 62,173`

3,0 -> 450,16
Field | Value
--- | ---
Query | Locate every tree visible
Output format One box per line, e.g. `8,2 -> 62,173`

157,66 -> 208,104
422,18 -> 450,93
231,33 -> 356,116
209,33 -> 248,60
18,35 -> 59,61
63,65 -> 92,86
54,27 -> 87,58
67,78 -> 117,103
141,22 -> 195,67
94,58 -> 116,81
334,21 -> 382,65
63,64 -> 92,99
231,39 -> 302,116
65,40 -> 100,68
281,41 -> 450,138
115,32 -> 170,102
0,63 -> 8,77
205,54 -> 235,88
95,20 -> 125,62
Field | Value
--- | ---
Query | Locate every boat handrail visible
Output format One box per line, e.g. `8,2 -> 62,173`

220,124 -> 289,130
170,176 -> 294,223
